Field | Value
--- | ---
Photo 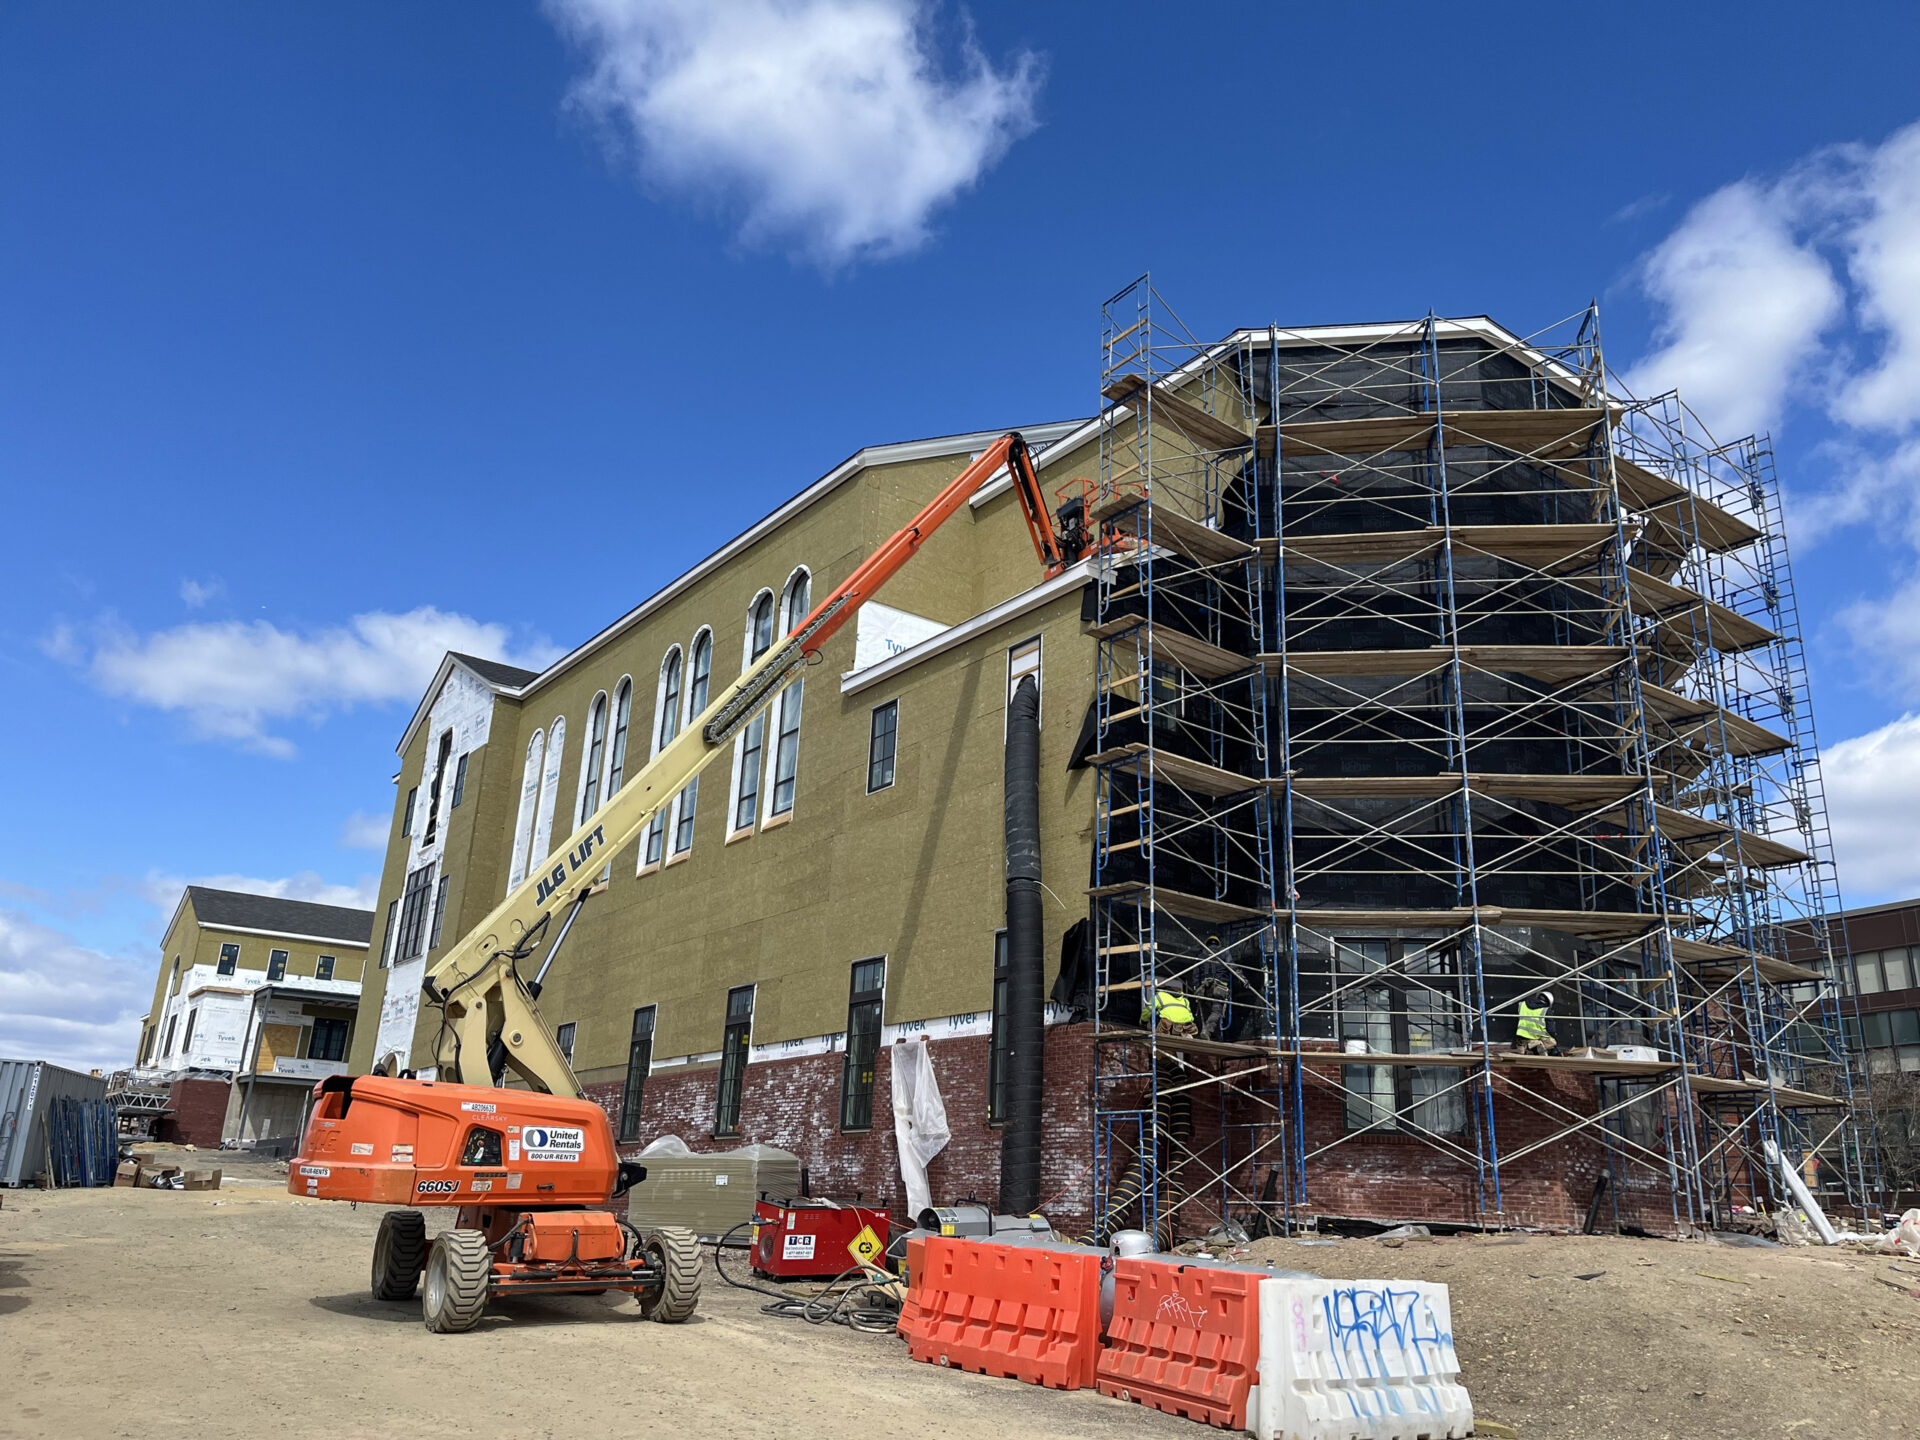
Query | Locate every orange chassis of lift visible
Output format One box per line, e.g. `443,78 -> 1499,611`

293,1075 -> 698,1331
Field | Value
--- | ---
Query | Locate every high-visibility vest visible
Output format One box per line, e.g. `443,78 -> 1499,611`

1516,1001 -> 1550,1042
1142,989 -> 1195,1026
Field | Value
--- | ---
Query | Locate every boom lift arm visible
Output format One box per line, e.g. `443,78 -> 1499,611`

420,432 -> 1079,1096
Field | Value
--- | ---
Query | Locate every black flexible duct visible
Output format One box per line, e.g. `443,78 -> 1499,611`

999,674 -> 1045,1215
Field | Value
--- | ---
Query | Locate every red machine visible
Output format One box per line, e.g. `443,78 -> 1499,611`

752,1197 -> 890,1279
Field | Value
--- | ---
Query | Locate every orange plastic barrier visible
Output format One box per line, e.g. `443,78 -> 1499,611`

1097,1258 -> 1262,1428
896,1232 -> 931,1345
903,1237 -> 1104,1389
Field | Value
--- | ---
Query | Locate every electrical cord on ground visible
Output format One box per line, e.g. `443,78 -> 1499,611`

707,1221 -> 902,1334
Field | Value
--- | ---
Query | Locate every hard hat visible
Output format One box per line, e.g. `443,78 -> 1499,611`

1541,991 -> 1556,1007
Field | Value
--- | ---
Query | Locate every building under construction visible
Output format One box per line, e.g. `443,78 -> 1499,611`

352,279 -> 1881,1239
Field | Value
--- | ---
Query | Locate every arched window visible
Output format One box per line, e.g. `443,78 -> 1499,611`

531,715 -> 566,864
731,591 -> 777,833
608,678 -> 633,795
577,691 -> 609,825
643,648 -> 683,868
770,568 -> 811,818
508,728 -> 546,889
672,629 -> 714,854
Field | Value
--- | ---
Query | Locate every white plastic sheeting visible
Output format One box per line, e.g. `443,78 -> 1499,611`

1253,1277 -> 1473,1440
890,1037 -> 950,1219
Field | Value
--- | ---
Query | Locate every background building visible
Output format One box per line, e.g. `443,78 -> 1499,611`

135,886 -> 370,1145
353,288 -> 1881,1235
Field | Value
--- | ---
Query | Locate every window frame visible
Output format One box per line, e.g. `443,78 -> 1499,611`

867,699 -> 899,793
674,629 -> 714,856
529,715 -> 566,866
315,955 -> 335,982
429,874 -> 450,951
839,957 -> 887,1131
769,568 -> 811,820
508,728 -> 547,891
401,785 -> 417,838
729,591 -> 777,837
642,648 -> 685,872
608,676 -> 634,797
555,1021 -> 576,1063
989,930 -> 1010,1123
1007,635 -> 1043,731
576,691 -> 609,827
450,751 -> 469,809
309,1015 -> 350,1063
713,984 -> 756,1137
1334,937 -> 1467,1137
267,949 -> 288,982
619,1005 -> 657,1143
380,900 -> 398,970
181,1009 -> 196,1056
424,729 -> 454,845
217,943 -> 239,977
395,863 -> 437,962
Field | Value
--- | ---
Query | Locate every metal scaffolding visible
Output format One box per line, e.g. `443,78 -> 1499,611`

1084,278 -> 1883,1239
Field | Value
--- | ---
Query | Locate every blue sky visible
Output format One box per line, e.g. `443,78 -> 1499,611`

5,1 -> 1920,1072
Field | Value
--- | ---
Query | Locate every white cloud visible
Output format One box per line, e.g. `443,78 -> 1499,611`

547,0 -> 1043,266
340,812 -> 391,851
63,606 -> 556,756
1624,178 -> 1844,439
1834,120 -> 1920,432
179,576 -> 224,608
0,908 -> 148,1076
1823,714 -> 1920,902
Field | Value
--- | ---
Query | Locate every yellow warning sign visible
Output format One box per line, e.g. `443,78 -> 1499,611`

847,1223 -> 884,1266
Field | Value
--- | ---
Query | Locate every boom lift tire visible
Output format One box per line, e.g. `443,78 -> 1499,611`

422,1229 -> 491,1333
637,1226 -> 700,1323
370,1209 -> 428,1301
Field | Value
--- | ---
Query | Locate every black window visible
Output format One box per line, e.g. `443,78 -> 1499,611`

579,694 -> 608,825
401,785 -> 417,838
556,1022 -> 576,1062
315,955 -> 335,982
425,731 -> 453,844
140,1026 -> 155,1065
1892,1009 -> 1920,1047
396,864 -> 435,961
181,1010 -> 196,1055
217,943 -> 239,977
309,1016 -> 349,1062
714,985 -> 755,1137
868,701 -> 898,792
620,1006 -> 656,1143
840,959 -> 886,1130
267,949 -> 288,981
451,752 -> 469,809
1863,1012 -> 1892,1049
429,874 -> 450,951
380,899 -> 397,970
161,1015 -> 178,1056
1337,939 -> 1466,1136
460,1127 -> 503,1166
989,930 -> 1010,1122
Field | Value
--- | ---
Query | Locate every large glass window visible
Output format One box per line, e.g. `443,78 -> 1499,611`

161,1015 -> 178,1057
578,692 -> 609,825
868,700 -> 898,793
309,1017 -> 349,1063
429,874 -> 450,951
989,930 -> 1010,1122
396,864 -> 436,961
1856,950 -> 1885,994
1886,948 -> 1918,992
267,949 -> 288,982
645,649 -> 683,867
316,955 -> 335,982
450,752 -> 468,809
217,943 -> 239,977
608,678 -> 633,795
1336,939 -> 1466,1135
733,594 -> 776,831
770,571 -> 810,817
401,785 -> 416,838
675,632 -> 712,854
424,730 -> 454,844
714,984 -> 755,1137
840,958 -> 886,1130
619,1005 -> 656,1143
508,729 -> 546,890
380,900 -> 397,970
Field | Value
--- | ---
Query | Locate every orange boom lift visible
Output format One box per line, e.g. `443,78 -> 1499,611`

291,434 -> 1089,1331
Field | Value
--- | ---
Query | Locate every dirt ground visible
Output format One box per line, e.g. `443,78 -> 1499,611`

1,1150 -> 1914,1440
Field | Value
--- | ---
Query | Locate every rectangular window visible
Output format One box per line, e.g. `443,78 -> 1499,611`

396,864 -> 436,962
556,1022 -> 576,1063
401,786 -> 417,838
868,701 -> 898,792
620,1006 -> 656,1143
267,949 -> 288,982
429,874 -> 450,951
1892,1009 -> 1920,1047
714,985 -> 755,1137
161,1015 -> 178,1057
181,1010 -> 196,1055
425,731 -> 453,844
309,1016 -> 349,1063
771,681 -> 804,816
673,778 -> 698,855
1008,636 -> 1042,725
1862,1011 -> 1893,1049
315,955 -> 335,982
217,943 -> 239,977
1337,939 -> 1465,1135
989,930 -> 1010,1123
644,812 -> 666,868
451,752 -> 469,809
840,958 -> 886,1130
380,899 -> 398,970
734,719 -> 765,831
1855,951 -> 1884,994
140,1026 -> 155,1065
1887,948 -> 1918,992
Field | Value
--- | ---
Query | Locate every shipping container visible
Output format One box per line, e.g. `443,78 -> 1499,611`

0,1058 -> 110,1187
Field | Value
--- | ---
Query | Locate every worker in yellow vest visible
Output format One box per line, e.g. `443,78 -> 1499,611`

1512,992 -> 1557,1056
1142,979 -> 1198,1039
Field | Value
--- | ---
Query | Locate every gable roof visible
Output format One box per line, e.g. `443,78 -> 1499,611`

448,652 -> 540,688
184,886 -> 374,946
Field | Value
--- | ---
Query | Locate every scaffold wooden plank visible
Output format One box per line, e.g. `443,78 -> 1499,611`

1496,1052 -> 1679,1078
1086,742 -> 1269,799
1256,523 -> 1617,570
1091,495 -> 1257,567
1090,619 -> 1253,681
1288,773 -> 1641,806
1102,373 -> 1252,452
1269,644 -> 1630,682
1637,683 -> 1791,757
1087,882 -> 1267,925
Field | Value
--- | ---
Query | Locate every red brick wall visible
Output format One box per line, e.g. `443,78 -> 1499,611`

587,1025 -> 1697,1238
584,1024 -> 1099,1233
158,1076 -> 231,1148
